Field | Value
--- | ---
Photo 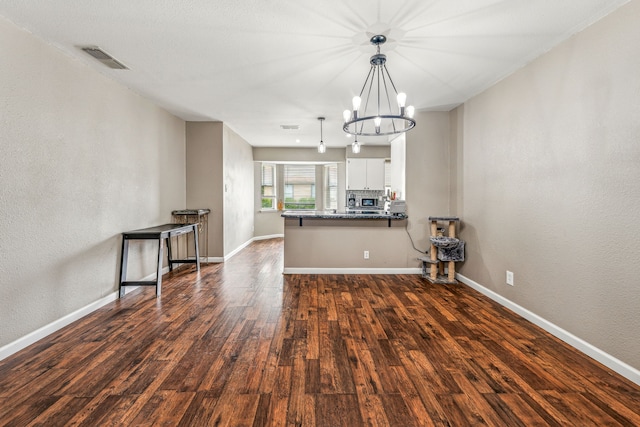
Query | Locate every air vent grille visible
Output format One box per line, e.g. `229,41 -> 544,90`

80,46 -> 129,70
280,125 -> 300,131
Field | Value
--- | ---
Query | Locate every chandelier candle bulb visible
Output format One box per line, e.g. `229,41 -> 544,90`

352,96 -> 361,119
397,92 -> 406,107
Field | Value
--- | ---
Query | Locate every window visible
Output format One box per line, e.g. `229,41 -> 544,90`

261,163 -> 276,210
284,164 -> 316,210
324,163 -> 338,210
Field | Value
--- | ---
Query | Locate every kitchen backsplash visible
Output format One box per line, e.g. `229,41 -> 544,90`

346,189 -> 386,209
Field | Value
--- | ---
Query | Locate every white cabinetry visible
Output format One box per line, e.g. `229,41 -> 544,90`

347,158 -> 385,190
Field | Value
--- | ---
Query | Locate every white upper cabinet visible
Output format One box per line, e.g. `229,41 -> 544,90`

347,158 -> 385,190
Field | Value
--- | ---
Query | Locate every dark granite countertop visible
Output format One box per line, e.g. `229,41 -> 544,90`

172,209 -> 211,215
281,210 -> 408,220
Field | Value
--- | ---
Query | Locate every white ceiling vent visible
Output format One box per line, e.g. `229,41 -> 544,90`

80,46 -> 129,70
280,125 -> 300,131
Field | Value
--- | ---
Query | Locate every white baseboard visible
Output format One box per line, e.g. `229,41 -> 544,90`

5,261 -> 637,388
283,267 -> 422,275
457,273 -> 640,386
1,234 -> 275,361
253,233 -> 284,241
0,267 -> 169,361
0,237 -> 273,360
222,235 -> 284,262
0,292 -> 118,360
224,239 -> 253,261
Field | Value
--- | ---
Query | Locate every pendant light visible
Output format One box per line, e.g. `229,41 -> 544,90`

351,136 -> 361,154
317,117 -> 326,153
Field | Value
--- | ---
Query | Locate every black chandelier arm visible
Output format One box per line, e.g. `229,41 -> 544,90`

379,67 -> 397,133
383,64 -> 400,95
360,66 -> 376,134
358,66 -> 375,99
377,65 -> 382,114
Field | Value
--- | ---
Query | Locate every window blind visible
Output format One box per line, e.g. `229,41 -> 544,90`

284,164 -> 316,209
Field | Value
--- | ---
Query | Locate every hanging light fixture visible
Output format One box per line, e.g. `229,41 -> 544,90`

343,35 -> 416,137
317,117 -> 326,153
351,136 -> 361,154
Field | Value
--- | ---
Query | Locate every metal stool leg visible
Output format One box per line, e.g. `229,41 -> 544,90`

156,238 -> 164,296
119,238 -> 129,298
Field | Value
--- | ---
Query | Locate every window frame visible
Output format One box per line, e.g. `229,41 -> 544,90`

260,162 -> 277,211
324,163 -> 338,210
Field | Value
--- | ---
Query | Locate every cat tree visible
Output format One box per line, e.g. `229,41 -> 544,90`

418,216 -> 464,284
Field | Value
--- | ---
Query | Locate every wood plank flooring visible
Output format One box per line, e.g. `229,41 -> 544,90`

0,237 -> 639,426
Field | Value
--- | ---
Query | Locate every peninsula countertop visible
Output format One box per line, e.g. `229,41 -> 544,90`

282,210 -> 410,270
281,210 -> 408,224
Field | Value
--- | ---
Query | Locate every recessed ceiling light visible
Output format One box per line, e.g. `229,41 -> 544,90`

295,139 -> 300,143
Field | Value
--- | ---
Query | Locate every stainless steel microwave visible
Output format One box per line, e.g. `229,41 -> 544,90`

361,198 -> 378,208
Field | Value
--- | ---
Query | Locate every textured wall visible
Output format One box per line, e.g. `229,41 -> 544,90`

185,123 -> 255,257
456,1 -> 640,369
0,16 -> 186,348
252,147 -> 346,163
223,125 -> 255,255
405,111 -> 452,254
186,122 -> 224,257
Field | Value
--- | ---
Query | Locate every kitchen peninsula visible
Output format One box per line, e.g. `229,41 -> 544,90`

281,210 -> 414,273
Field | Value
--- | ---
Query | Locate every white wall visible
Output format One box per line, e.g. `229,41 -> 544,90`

455,1 -> 640,370
0,16 -> 186,348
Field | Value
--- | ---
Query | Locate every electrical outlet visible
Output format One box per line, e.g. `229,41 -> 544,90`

364,250 -> 370,259
506,270 -> 514,286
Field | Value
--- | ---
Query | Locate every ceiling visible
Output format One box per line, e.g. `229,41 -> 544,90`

0,0 -> 629,148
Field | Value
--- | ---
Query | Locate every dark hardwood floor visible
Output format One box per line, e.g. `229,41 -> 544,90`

1,237 -> 639,426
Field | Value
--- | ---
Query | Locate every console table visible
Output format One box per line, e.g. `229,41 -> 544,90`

119,223 -> 200,297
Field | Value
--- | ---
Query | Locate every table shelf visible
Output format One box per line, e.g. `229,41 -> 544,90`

172,209 -> 210,263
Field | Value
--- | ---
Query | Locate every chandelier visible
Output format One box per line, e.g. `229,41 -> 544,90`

317,117 -> 326,153
343,35 -> 416,137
